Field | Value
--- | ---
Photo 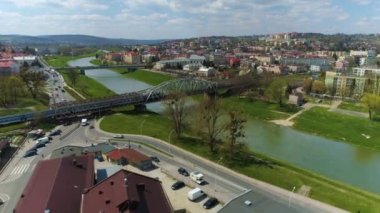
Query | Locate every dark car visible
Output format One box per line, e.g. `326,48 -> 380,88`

178,167 -> 189,176
34,143 -> 46,149
49,129 -> 61,136
63,121 -> 72,126
150,156 -> 160,163
24,149 -> 37,158
171,181 -> 185,190
203,198 -> 218,209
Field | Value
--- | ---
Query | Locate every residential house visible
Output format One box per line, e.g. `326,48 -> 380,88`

105,148 -> 153,170
123,52 -> 141,64
335,60 -> 349,72
195,66 -> 216,77
13,56 -> 37,66
0,59 -> 20,76
81,169 -> 173,213
14,155 -> 94,213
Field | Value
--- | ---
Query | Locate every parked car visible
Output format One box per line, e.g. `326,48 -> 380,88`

150,156 -> 160,163
178,167 -> 189,176
190,171 -> 205,185
48,129 -> 61,136
203,197 -> 218,209
24,149 -> 37,158
171,181 -> 185,190
34,143 -> 46,149
113,134 -> 124,138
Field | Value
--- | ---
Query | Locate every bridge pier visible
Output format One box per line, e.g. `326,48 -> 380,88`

134,104 -> 146,112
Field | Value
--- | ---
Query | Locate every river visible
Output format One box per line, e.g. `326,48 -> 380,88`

69,57 -> 380,195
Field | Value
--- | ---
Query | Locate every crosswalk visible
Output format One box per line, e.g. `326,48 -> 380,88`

0,193 -> 9,202
0,164 -> 30,184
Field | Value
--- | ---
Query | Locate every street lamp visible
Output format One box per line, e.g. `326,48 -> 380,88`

288,186 -> 296,207
140,119 -> 146,135
168,129 -> 175,155
214,157 -> 223,197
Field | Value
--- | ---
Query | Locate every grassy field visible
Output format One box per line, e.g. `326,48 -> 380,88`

100,110 -> 380,212
44,53 -> 97,67
0,97 -> 49,116
221,96 -> 298,120
293,107 -> 380,150
60,71 -> 115,98
44,54 -> 115,99
339,101 -> 368,113
112,68 -> 173,86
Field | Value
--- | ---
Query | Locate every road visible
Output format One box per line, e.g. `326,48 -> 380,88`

0,119 -> 347,213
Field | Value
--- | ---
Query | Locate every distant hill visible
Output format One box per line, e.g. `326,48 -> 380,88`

0,34 -> 165,45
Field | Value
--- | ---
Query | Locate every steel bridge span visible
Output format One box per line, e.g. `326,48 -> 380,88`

0,78 -> 217,125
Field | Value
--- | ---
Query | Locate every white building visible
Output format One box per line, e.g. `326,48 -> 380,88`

183,63 -> 201,72
196,66 -> 215,77
13,56 -> 37,66
352,67 -> 380,76
310,65 -> 321,72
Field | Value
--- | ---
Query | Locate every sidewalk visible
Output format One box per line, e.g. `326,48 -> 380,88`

93,117 -> 347,213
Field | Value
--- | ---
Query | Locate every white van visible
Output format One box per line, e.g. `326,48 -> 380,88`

81,118 -> 88,126
36,137 -> 49,144
188,188 -> 205,201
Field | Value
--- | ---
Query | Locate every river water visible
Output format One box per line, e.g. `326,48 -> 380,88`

69,57 -> 380,195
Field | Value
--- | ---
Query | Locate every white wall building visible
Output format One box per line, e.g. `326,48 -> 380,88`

13,56 -> 37,66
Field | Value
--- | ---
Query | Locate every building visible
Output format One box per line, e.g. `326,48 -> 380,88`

0,59 -> 20,76
80,169 -> 173,213
280,57 -> 330,71
352,67 -> 380,77
14,155 -> 94,213
183,63 -> 202,71
195,66 -> 216,77
335,60 -> 349,72
105,148 -> 153,170
254,55 -> 275,65
104,52 -> 123,63
82,143 -> 116,157
154,55 -> 205,70
325,71 -> 368,98
123,52 -> 141,64
13,56 -> 37,66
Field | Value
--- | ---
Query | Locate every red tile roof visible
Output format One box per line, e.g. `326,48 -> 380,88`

81,169 -> 173,213
14,155 -> 94,213
106,148 -> 150,164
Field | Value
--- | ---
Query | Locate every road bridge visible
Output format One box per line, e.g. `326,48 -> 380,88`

0,78 -> 217,125
53,64 -> 145,71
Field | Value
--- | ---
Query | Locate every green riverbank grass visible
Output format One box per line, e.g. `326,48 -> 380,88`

222,97 -> 297,120
112,68 -> 173,86
293,107 -> 380,150
45,54 -> 115,99
100,111 -> 380,212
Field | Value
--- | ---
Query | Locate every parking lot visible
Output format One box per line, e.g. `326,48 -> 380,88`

95,158 -> 223,212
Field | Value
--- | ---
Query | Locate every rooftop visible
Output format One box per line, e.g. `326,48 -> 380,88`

14,155 -> 94,213
106,148 -> 150,163
81,169 -> 173,213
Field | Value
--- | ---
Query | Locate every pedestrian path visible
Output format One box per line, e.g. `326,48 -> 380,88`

0,164 -> 30,184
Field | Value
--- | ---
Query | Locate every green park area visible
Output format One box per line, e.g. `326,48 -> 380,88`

44,52 -> 97,67
293,107 -> 380,150
100,106 -> 380,213
338,101 -> 368,113
113,68 -> 174,86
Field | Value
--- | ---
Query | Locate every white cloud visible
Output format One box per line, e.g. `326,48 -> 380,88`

350,0 -> 372,5
3,0 -> 108,10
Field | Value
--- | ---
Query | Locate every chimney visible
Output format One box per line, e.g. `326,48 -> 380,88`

136,183 -> 145,191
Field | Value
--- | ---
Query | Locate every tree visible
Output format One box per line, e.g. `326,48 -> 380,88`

303,78 -> 313,94
165,93 -> 187,138
361,93 -> 380,120
7,76 -> 24,104
265,80 -> 286,105
224,111 -> 246,161
198,95 -> 225,153
311,80 -> 326,94
19,68 -> 45,98
67,69 -> 79,86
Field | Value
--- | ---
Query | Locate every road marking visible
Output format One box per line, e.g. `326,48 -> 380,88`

1,164 -> 30,184
0,193 -> 9,202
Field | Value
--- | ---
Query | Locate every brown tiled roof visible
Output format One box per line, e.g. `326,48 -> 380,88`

106,148 -> 150,164
14,155 -> 94,213
81,169 -> 173,213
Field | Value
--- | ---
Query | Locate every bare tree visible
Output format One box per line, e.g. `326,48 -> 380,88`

198,95 -> 225,153
224,110 -> 246,160
165,92 -> 187,138
20,68 -> 45,98
67,68 -> 79,86
7,76 -> 24,104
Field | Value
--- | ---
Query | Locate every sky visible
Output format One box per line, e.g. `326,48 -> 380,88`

0,0 -> 379,39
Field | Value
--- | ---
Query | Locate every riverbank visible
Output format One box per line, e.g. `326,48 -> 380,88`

45,55 -> 116,99
99,110 -> 380,212
293,107 -> 380,150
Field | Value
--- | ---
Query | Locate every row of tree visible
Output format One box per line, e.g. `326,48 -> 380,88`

165,93 -> 247,162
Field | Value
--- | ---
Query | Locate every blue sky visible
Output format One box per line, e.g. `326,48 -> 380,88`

0,0 -> 378,39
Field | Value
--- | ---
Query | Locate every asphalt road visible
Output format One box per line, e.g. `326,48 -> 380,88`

0,119 -> 346,213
